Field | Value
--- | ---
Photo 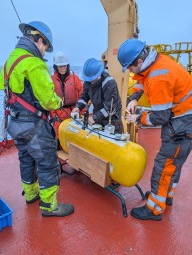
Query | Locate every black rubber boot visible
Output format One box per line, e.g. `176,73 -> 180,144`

145,191 -> 173,206
166,197 -> 173,206
26,194 -> 40,204
130,205 -> 162,221
42,203 -> 74,217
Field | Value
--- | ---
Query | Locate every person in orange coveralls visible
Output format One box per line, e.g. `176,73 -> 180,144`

118,38 -> 192,221
50,51 -> 83,148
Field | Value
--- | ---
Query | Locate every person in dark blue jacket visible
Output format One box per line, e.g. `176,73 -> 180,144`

72,58 -> 123,133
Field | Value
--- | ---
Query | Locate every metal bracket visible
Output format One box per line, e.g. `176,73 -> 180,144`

106,183 -> 145,217
59,161 -> 75,176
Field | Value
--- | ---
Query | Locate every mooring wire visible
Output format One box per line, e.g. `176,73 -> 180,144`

10,0 -> 22,23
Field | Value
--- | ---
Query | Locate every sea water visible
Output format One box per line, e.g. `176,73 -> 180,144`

0,66 -> 83,141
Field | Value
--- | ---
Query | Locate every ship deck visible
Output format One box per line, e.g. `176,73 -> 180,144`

1,128 -> 192,255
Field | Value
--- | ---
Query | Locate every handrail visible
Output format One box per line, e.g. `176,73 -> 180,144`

149,42 -> 192,75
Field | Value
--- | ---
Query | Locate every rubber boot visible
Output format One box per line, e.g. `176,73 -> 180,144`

40,186 -> 74,217
130,205 -> 162,221
22,181 -> 40,204
145,191 -> 173,206
166,197 -> 173,206
41,203 -> 74,217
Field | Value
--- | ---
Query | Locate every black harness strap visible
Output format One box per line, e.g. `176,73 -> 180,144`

24,118 -> 45,142
4,54 -> 47,121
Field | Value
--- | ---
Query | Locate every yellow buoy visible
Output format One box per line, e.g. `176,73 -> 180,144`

59,119 -> 147,187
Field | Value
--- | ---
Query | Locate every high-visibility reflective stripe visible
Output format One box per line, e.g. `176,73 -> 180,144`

146,191 -> 166,213
180,90 -> 192,103
172,109 -> 192,118
168,183 -> 177,197
149,69 -> 168,78
155,145 -> 180,208
141,112 -> 153,126
100,108 -> 109,117
168,191 -> 174,197
147,199 -> 163,212
133,83 -> 144,90
146,113 -> 153,125
151,102 -> 172,111
147,198 -> 156,208
102,77 -> 113,88
172,90 -> 192,111
151,192 -> 166,203
172,183 -> 177,188
77,99 -> 87,105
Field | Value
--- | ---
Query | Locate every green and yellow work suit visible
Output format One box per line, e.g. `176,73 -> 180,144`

0,37 -> 62,211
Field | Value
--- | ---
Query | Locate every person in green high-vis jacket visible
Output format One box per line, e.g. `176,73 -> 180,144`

0,21 -> 74,217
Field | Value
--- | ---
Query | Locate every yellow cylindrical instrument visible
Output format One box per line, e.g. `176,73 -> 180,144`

59,119 -> 147,187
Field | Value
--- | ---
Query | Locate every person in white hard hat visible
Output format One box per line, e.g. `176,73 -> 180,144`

50,51 -> 83,147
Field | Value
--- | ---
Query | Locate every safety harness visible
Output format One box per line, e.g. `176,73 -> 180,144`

0,54 -> 47,153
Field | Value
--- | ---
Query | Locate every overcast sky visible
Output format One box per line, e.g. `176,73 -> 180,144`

1,0 -> 192,67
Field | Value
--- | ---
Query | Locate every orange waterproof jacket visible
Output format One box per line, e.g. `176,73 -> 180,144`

132,54 -> 192,126
50,71 -> 83,137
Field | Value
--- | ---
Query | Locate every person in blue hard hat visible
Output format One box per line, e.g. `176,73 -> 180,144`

72,58 -> 123,133
118,38 -> 192,221
0,21 -> 74,217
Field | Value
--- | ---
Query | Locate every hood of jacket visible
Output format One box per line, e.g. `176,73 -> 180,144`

15,36 -> 43,60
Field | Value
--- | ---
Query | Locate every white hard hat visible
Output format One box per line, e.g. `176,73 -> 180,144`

53,51 -> 69,66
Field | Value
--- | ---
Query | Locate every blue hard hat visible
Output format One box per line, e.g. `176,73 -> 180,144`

118,39 -> 146,72
82,58 -> 104,82
19,21 -> 53,52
